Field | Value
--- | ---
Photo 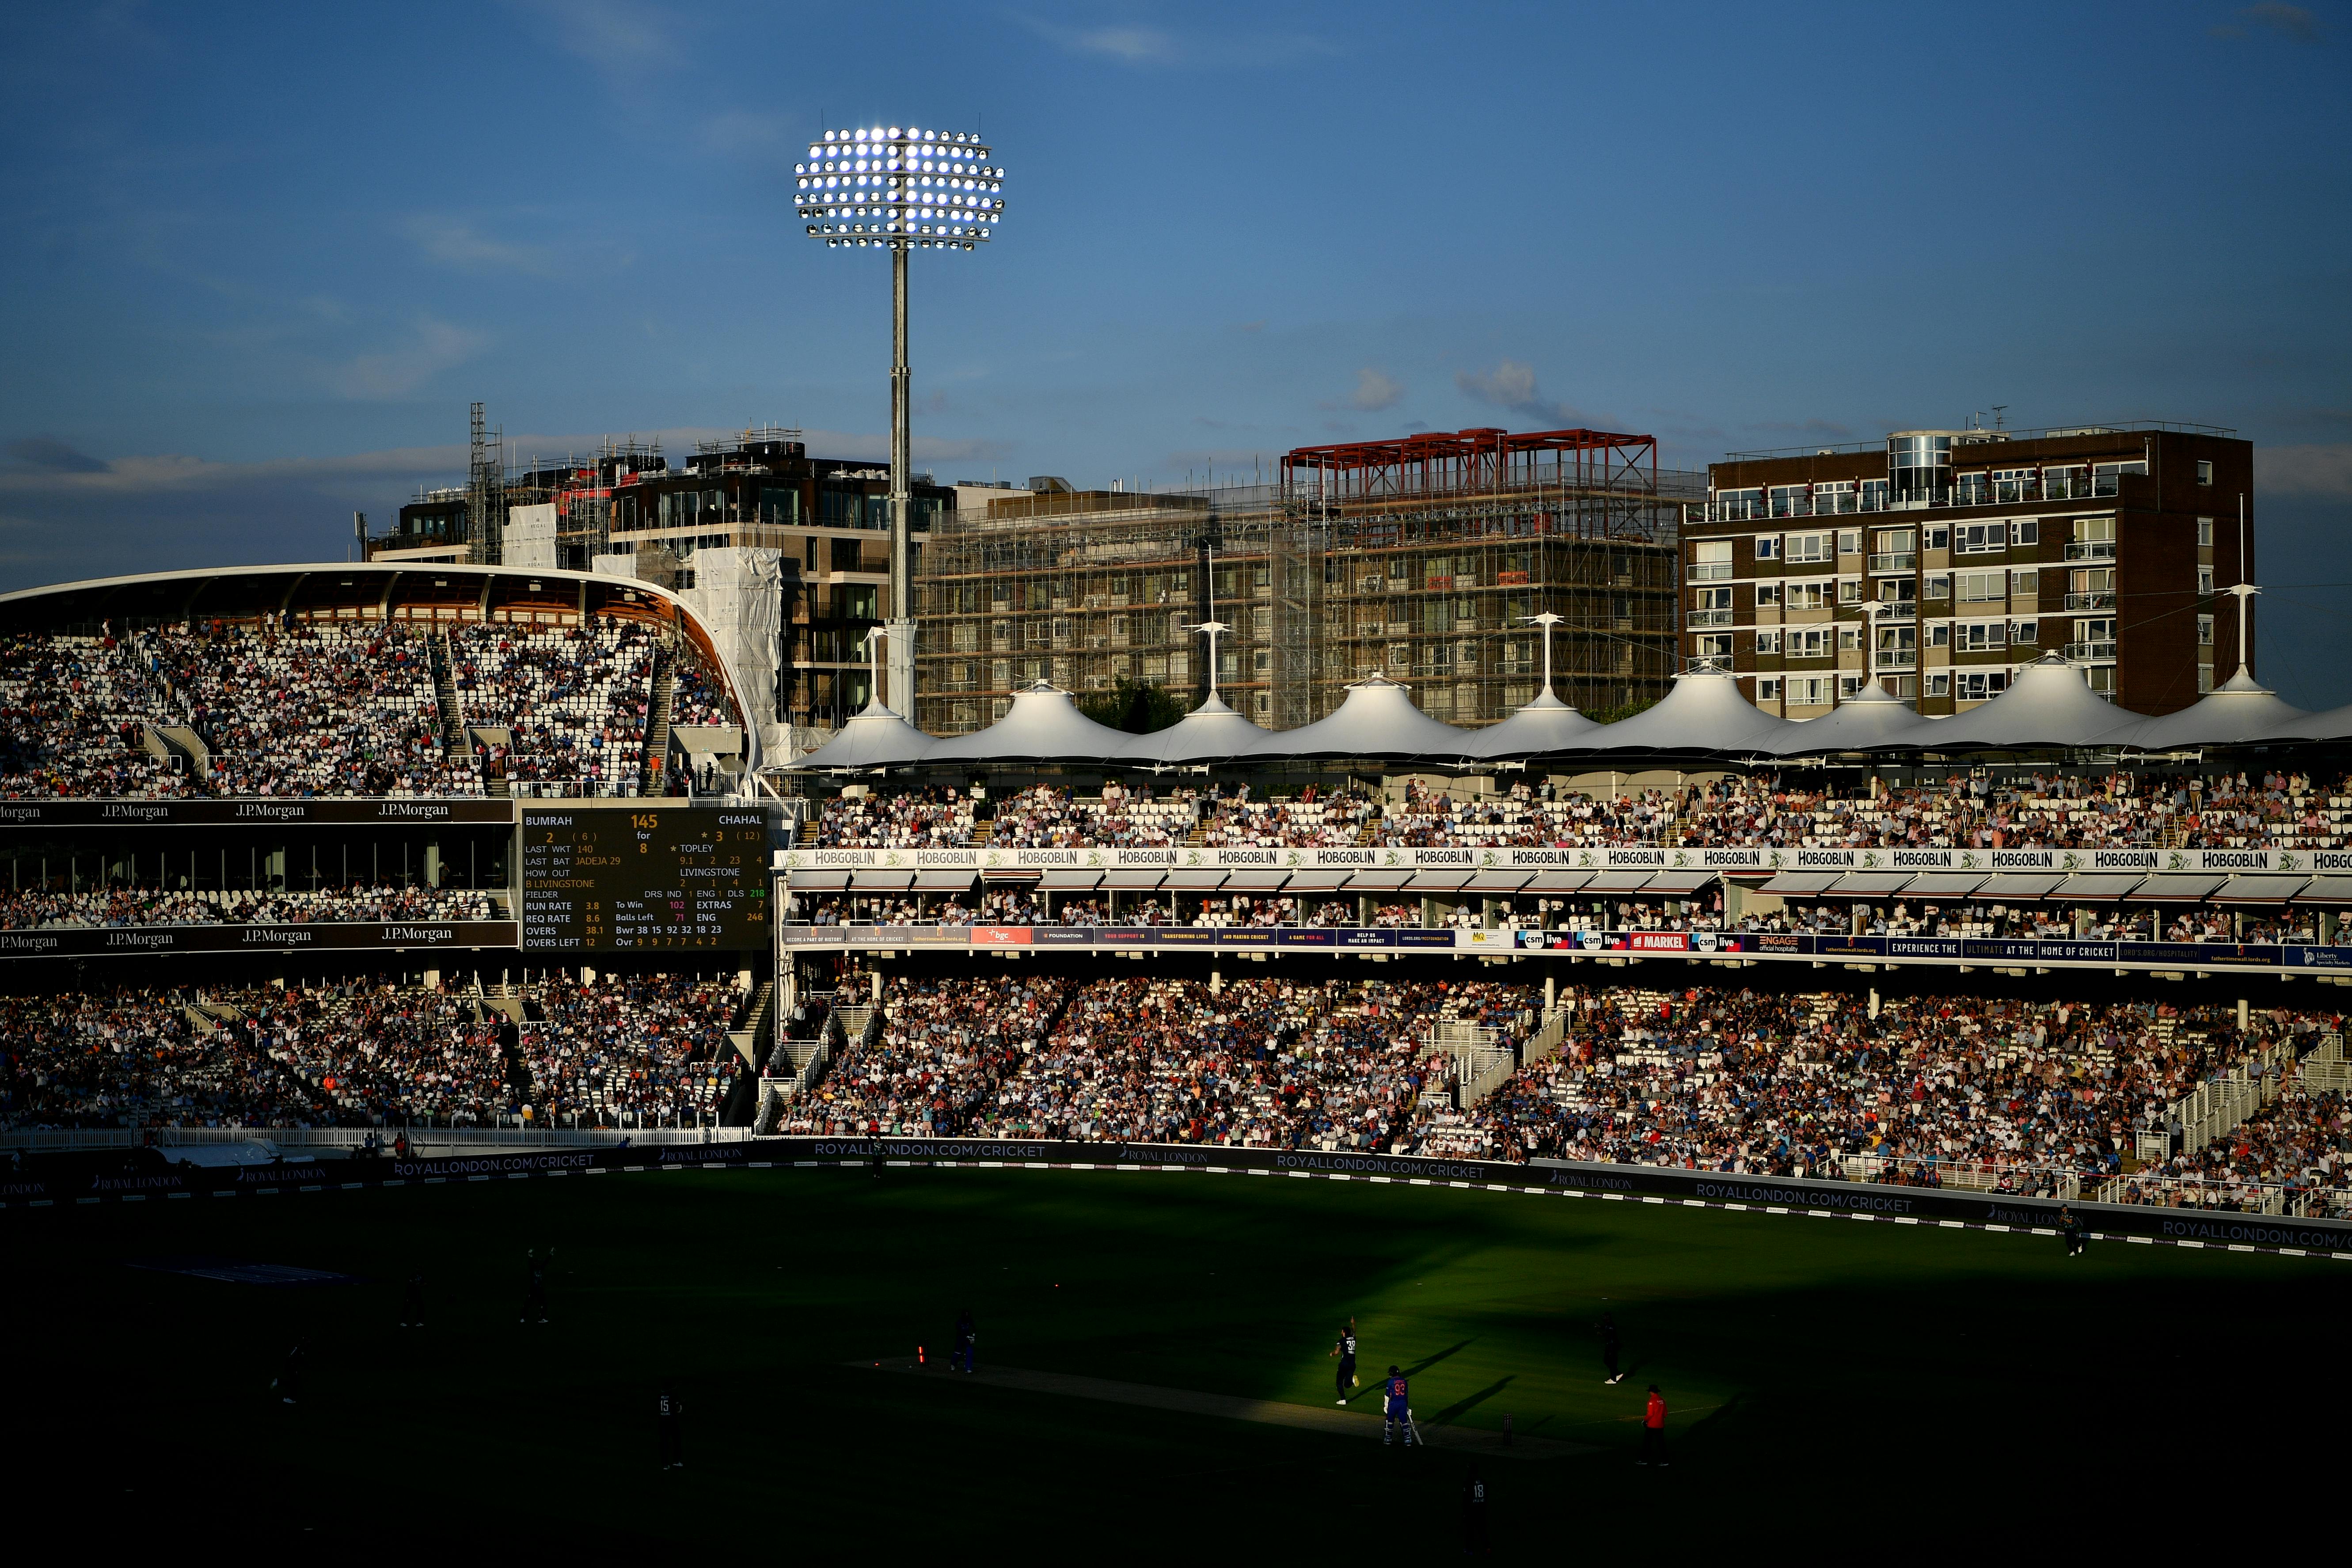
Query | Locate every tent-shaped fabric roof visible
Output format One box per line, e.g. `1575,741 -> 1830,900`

782,701 -> 934,770
1768,679 -> 1931,757
1468,690 -> 1602,760
1909,654 -> 2145,750
919,681 -> 1132,764
2094,671 -> 2306,751
1235,675 -> 1476,762
2254,690 -> 2352,744
1117,694 -> 1270,765
1581,668 -> 1787,756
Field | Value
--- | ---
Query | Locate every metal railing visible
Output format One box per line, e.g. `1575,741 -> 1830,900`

1867,551 -> 1917,573
2063,592 -> 2116,611
2064,540 -> 2117,561
1688,608 -> 1733,627
2067,640 -> 2118,661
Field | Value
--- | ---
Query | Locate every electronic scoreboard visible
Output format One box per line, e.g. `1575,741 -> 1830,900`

520,806 -> 768,951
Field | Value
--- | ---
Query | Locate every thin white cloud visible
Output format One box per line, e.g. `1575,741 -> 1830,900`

2258,443 -> 2352,497
327,319 -> 487,400
1455,358 -> 1582,426
1347,368 -> 1402,412
1015,11 -> 1337,68
401,216 -> 552,276
505,0 -> 684,76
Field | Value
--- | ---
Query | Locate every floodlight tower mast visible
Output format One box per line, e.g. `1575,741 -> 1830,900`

796,123 -> 1007,720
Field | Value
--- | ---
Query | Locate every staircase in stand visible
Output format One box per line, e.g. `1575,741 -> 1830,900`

641,645 -> 676,797
428,630 -> 478,788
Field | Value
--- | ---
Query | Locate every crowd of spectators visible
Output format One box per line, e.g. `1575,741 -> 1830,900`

0,630 -> 192,799
454,621 -> 654,797
1439,986 -> 2344,1201
816,788 -> 977,848
775,974 -> 1068,1136
157,623 -> 472,797
668,655 -> 739,729
988,782 -> 1195,847
0,881 -> 494,930
0,972 -> 742,1129
1197,783 -> 1370,848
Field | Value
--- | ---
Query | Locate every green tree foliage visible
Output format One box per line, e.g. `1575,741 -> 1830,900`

1078,678 -> 1189,734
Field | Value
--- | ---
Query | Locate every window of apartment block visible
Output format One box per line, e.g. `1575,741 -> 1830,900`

1839,579 -> 1863,603
1755,535 -> 1782,559
2012,620 -> 2039,646
2198,516 -> 2214,547
1878,577 -> 1916,607
1928,623 -> 1950,647
1839,675 -> 1865,699
2198,566 -> 2216,595
1770,485 -> 1811,518
1837,530 -> 1860,555
1813,482 -> 1857,516
2010,569 -> 2039,598
1786,531 -> 1833,565
1838,626 -> 1861,651
1713,488 -> 1762,521
1784,580 -> 1830,611
1924,525 -> 1949,551
1859,478 -> 1889,510
1755,629 -> 1781,654
1958,621 -> 2008,651
1991,467 -> 2037,504
2198,614 -> 2215,645
1695,634 -> 1733,661
1757,676 -> 1782,700
1956,521 -> 2008,554
2197,459 -> 2215,486
1957,571 -> 2006,603
1756,583 -> 1782,607
1788,628 -> 1830,658
2198,663 -> 2215,693
1927,672 -> 1951,698
1956,471 -> 1990,506
1790,676 -> 1832,706
2011,519 -> 2039,546
1690,540 -> 1732,580
1957,670 -> 2007,702
1924,574 -> 1952,601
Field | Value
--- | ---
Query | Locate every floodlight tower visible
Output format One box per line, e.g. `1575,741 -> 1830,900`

796,123 -> 1007,719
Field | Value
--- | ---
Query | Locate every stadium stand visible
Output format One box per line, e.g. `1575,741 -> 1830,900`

451,619 -> 654,797
0,630 -> 193,799
0,973 -> 743,1130
0,882 -> 494,930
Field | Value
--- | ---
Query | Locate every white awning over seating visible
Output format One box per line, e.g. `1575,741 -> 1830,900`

1118,694 -> 1270,766
1468,691 -> 1600,759
2096,671 -> 2305,751
1770,680 -> 1930,756
920,681 -> 1132,765
1583,667 -> 1788,757
1911,654 -> 2148,751
785,701 -> 934,770
1233,674 -> 1475,763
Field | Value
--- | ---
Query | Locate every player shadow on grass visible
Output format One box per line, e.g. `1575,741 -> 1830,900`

1426,1374 -> 1513,1427
1399,1340 -> 1473,1380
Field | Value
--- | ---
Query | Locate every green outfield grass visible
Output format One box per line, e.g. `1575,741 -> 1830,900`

6,1166 -> 2344,1551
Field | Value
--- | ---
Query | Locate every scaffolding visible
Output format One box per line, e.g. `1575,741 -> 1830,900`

465,402 -> 505,567
913,427 -> 1697,735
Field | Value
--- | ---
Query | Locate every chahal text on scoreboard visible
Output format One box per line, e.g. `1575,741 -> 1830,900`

519,806 -> 768,952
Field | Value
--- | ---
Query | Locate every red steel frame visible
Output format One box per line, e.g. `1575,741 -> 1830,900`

1280,427 -> 1658,503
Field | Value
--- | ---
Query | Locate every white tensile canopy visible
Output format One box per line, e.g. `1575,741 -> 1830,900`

2094,670 -> 2307,751
1467,689 -> 1602,760
919,681 -> 1133,764
782,700 -> 935,770
1117,693 -> 1271,765
1768,679 -> 1931,757
1909,654 -> 2146,750
1581,667 -> 1788,757
1233,674 -> 1477,762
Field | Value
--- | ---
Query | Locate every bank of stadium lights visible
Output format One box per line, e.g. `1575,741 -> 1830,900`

793,125 -> 1006,249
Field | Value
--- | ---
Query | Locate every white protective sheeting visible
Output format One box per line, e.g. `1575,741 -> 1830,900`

676,547 -> 783,762
921,681 -> 1132,765
2094,671 -> 2306,750
1911,653 -> 2144,750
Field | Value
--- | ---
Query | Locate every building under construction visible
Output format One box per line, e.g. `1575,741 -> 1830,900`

913,427 -> 1696,735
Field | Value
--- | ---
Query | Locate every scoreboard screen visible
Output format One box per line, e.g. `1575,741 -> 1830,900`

520,807 -> 768,952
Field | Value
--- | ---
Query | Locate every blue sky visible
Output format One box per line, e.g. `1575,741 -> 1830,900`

3,1 -> 2348,698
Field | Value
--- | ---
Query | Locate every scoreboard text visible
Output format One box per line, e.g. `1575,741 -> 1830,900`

520,808 -> 768,951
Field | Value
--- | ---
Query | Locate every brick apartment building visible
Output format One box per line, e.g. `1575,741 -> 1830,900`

1679,421 -> 2253,718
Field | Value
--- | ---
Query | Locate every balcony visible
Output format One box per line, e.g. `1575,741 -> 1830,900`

1688,609 -> 1734,628
2068,641 -> 2118,661
1868,551 -> 1918,573
1873,650 -> 1919,671
2064,541 -> 2117,562
2064,592 -> 2117,612
1687,563 -> 1733,581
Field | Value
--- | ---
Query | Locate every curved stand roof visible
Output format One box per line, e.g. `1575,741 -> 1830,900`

1233,675 -> 1477,763
1582,668 -> 1788,758
1467,690 -> 1601,760
919,680 -> 1132,765
1769,679 -> 1931,757
787,700 -> 935,770
1117,694 -> 1270,765
2094,671 -> 2305,751
1909,654 -> 2140,751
